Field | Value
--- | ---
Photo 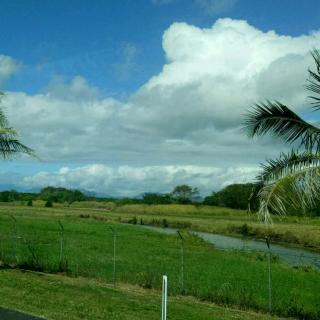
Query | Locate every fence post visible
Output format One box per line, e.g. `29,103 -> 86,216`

162,275 -> 167,320
58,220 -> 64,269
265,236 -> 272,312
9,215 -> 17,263
177,230 -> 184,293
109,226 -> 116,287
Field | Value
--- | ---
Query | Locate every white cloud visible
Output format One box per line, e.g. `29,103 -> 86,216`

125,19 -> 319,137
0,55 -> 19,87
44,75 -> 101,101
21,164 -> 259,196
194,0 -> 238,15
113,43 -> 138,81
3,19 -> 320,195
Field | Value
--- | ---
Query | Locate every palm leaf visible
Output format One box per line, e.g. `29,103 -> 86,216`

244,101 -> 320,151
306,49 -> 320,110
258,166 -> 320,222
0,92 -> 36,159
258,150 -> 320,184
0,92 -> 9,127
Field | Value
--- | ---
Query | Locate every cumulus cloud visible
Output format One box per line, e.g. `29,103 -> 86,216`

128,19 -> 319,136
44,75 -> 101,101
0,55 -> 19,87
21,164 -> 258,196
3,19 -> 320,195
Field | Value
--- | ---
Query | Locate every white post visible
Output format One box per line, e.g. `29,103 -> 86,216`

162,275 -> 167,320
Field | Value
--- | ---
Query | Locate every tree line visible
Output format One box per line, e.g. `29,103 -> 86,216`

0,183 -> 259,210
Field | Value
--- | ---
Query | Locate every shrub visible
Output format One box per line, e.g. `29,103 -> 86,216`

45,200 -> 53,207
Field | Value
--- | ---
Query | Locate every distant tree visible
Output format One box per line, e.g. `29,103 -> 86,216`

142,193 -> 172,205
39,186 -> 86,204
0,190 -> 21,202
27,199 -> 33,206
203,183 -> 259,210
171,185 -> 199,204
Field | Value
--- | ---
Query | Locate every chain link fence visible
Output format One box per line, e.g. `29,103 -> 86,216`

0,215 -> 319,319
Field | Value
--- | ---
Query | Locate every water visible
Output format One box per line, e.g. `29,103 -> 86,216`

138,225 -> 320,270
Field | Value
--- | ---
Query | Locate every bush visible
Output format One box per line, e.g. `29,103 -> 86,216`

45,200 -> 53,208
27,200 -> 33,206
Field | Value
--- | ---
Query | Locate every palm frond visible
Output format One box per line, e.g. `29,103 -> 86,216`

0,93 -> 36,159
0,128 -> 35,160
0,92 -> 8,128
244,101 -> 320,151
258,166 -> 320,222
258,150 -> 320,184
307,49 -> 320,110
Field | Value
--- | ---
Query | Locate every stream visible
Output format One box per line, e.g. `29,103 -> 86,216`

138,225 -> 320,270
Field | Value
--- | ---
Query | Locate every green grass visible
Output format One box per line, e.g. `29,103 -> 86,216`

2,202 -> 320,251
0,269 -> 281,320
112,204 -> 320,251
0,206 -> 319,319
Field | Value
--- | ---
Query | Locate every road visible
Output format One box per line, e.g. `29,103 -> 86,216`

0,307 -> 43,320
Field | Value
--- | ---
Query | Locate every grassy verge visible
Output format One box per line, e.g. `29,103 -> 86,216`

1,203 -> 320,251
0,269 -> 282,320
112,204 -> 320,251
0,208 -> 319,319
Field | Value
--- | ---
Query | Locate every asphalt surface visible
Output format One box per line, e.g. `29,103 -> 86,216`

0,307 -> 43,320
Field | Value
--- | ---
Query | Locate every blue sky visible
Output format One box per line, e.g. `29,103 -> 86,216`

1,0 -> 320,196
3,0 -> 320,95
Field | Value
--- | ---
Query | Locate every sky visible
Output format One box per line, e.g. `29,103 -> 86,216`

1,0 -> 320,197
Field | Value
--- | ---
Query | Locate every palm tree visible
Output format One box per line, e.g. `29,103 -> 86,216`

244,49 -> 320,222
0,92 -> 34,159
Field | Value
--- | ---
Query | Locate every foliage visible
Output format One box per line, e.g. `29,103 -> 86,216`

170,185 -> 199,204
45,200 -> 53,207
142,193 -> 172,204
0,92 -> 35,159
0,190 -> 37,202
244,49 -> 320,221
203,183 -> 259,210
39,186 -> 87,204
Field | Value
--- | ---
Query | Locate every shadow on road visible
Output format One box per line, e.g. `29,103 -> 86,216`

0,307 -> 43,320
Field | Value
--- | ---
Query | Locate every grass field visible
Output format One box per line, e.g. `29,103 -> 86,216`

0,269 -> 282,320
68,202 -> 320,251
5,201 -> 320,251
0,204 -> 319,319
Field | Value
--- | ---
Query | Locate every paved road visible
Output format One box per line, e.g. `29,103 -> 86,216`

0,307 -> 43,320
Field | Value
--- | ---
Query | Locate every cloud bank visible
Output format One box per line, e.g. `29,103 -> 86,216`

3,19 -> 320,194
21,164 -> 258,197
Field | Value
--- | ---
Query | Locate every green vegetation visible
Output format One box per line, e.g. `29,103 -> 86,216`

0,92 -> 34,159
39,186 -> 87,204
244,49 -> 320,221
170,184 -> 200,204
0,206 -> 319,319
0,270 -> 280,320
204,183 -> 259,210
0,183 -> 259,211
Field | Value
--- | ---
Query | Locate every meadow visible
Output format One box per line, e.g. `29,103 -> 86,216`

0,203 -> 319,319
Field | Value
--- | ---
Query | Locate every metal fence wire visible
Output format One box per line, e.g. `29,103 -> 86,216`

0,215 -> 319,318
